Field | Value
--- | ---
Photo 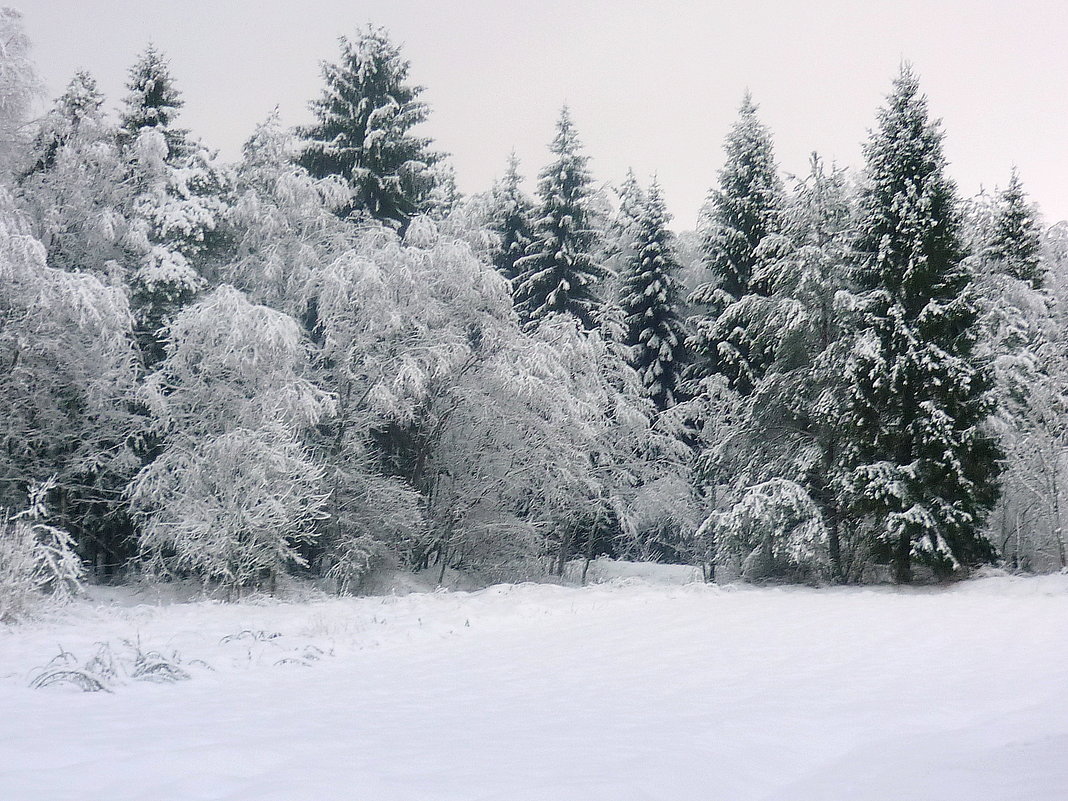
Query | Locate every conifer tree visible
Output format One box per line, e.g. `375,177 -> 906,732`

513,106 -> 606,330
25,71 -> 104,176
17,71 -> 130,279
488,153 -> 534,283
298,26 -> 442,227
987,168 -> 1043,288
606,169 -> 645,268
692,93 -> 783,307
115,48 -> 233,365
119,45 -> 190,163
845,66 -> 1000,583
619,178 -> 686,409
689,94 -> 784,393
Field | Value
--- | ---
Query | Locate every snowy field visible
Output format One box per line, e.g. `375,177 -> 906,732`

2,563 -> 1067,801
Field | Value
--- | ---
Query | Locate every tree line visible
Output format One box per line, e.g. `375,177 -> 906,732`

2,11 -> 1065,611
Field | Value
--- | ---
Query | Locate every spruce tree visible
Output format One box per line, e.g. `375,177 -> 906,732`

846,65 -> 1000,583
117,49 -> 232,365
607,168 -> 646,266
619,178 -> 687,410
513,106 -> 606,330
25,71 -> 104,176
298,26 -> 441,228
488,153 -> 534,283
119,45 -> 190,163
692,93 -> 783,306
987,168 -> 1043,288
689,94 -> 784,393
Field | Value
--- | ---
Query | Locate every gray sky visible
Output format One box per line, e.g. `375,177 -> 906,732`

21,0 -> 1068,228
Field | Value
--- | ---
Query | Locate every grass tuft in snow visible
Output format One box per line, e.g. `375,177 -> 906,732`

29,639 -> 200,692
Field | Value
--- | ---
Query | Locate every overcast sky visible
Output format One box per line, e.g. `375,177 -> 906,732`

20,0 -> 1068,228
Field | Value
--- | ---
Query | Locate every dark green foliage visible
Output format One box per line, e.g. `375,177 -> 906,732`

689,94 -> 784,394
25,71 -> 104,176
120,45 -> 190,163
297,26 -> 442,227
513,107 -> 606,330
987,169 -> 1043,288
692,93 -> 783,306
845,66 -> 1000,582
489,153 -> 534,283
619,179 -> 687,409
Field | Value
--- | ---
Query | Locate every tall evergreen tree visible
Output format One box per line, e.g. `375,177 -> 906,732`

691,93 -> 783,307
513,106 -> 606,330
689,94 -> 785,394
606,169 -> 645,266
986,168 -> 1043,288
297,26 -> 442,228
488,152 -> 534,283
25,71 -> 104,176
845,66 -> 1000,583
693,156 -> 856,581
598,168 -> 646,307
619,178 -> 686,409
116,48 -> 233,365
119,45 -> 190,163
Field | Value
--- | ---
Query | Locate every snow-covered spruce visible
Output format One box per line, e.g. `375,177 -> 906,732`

513,106 -> 607,331
618,177 -> 687,410
297,25 -> 442,228
689,93 -> 785,394
843,65 -> 1000,582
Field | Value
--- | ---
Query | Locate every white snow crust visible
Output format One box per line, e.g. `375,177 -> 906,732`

2,565 -> 1066,800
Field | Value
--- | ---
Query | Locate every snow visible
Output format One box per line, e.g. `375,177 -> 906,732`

2,569 -> 1067,800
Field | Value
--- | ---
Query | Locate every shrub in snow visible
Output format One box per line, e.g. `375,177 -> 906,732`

616,475 -> 703,564
0,197 -> 140,567
130,426 -> 327,590
0,481 -> 84,623
30,640 -> 198,692
130,286 -> 330,592
323,473 -> 424,594
702,478 -> 830,582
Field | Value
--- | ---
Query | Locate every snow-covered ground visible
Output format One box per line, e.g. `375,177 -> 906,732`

2,563 -> 1067,800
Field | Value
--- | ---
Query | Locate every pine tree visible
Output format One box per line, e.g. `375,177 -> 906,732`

297,26 -> 442,228
119,45 -> 190,163
25,71 -> 104,176
513,106 -> 606,330
692,93 -> 783,306
692,156 -> 856,581
488,153 -> 534,283
689,94 -> 784,393
845,66 -> 1000,583
114,48 -> 235,365
597,168 -> 646,306
606,168 -> 646,268
987,168 -> 1043,288
17,71 -> 130,279
619,178 -> 687,409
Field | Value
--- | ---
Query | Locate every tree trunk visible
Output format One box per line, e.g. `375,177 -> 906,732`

555,525 -> 575,577
892,529 -> 912,584
580,512 -> 600,586
437,543 -> 449,586
827,506 -> 842,583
